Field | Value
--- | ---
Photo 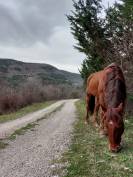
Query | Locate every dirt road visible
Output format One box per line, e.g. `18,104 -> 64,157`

0,99 -> 77,177
0,100 -> 66,139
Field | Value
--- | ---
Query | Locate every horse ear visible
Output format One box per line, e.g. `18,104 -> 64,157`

115,103 -> 123,114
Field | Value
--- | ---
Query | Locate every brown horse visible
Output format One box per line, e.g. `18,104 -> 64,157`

85,70 -> 103,126
86,63 -> 126,152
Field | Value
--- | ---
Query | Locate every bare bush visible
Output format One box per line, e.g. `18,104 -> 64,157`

0,80 -> 83,114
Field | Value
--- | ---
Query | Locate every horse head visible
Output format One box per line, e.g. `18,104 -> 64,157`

105,103 -> 124,152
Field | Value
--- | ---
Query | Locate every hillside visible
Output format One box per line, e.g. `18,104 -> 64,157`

0,59 -> 82,87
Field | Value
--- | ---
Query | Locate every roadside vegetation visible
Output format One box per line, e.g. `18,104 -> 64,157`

0,81 -> 82,115
0,141 -> 8,149
57,100 -> 133,177
9,123 -> 38,140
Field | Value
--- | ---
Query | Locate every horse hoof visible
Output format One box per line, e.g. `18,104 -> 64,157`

99,130 -> 107,138
94,123 -> 99,128
111,146 -> 122,153
99,133 -> 106,138
85,121 -> 89,125
109,144 -> 122,153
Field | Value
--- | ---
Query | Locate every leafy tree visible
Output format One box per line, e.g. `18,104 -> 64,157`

105,0 -> 133,67
120,0 -> 133,19
79,55 -> 103,84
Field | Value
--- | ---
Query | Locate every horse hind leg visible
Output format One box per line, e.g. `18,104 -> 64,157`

85,94 -> 90,124
85,94 -> 95,124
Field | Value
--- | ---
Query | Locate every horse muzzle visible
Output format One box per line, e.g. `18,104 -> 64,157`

109,144 -> 122,153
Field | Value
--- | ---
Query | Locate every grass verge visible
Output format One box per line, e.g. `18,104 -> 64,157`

0,141 -> 8,149
0,101 -> 55,123
58,100 -> 133,177
9,123 -> 38,140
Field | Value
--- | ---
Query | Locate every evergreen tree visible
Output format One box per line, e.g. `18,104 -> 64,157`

67,0 -> 107,82
67,0 -> 103,55
67,0 -> 115,83
79,55 -> 103,84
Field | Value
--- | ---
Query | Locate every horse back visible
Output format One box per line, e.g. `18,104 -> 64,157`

86,70 -> 104,96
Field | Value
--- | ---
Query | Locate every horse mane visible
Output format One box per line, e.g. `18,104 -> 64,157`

104,64 -> 126,108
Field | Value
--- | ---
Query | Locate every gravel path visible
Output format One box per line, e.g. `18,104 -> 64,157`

0,99 -> 77,177
0,100 -> 65,139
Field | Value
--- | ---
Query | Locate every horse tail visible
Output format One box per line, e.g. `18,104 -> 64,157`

86,74 -> 95,114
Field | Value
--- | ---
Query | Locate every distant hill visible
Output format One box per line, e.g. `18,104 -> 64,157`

0,58 -> 82,87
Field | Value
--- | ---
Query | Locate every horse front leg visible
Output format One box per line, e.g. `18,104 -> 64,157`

99,110 -> 108,136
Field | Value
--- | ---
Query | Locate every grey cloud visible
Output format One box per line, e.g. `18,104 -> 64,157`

0,0 -> 116,73
0,4 -> 36,46
0,0 -> 73,46
0,0 -> 115,47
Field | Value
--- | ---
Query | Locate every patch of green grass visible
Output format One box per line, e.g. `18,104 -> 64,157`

59,100 -> 133,177
0,101 -> 55,123
37,103 -> 64,122
127,93 -> 133,101
0,141 -> 8,149
9,123 -> 38,140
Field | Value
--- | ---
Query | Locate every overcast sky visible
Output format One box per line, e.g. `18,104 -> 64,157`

0,0 -> 116,73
